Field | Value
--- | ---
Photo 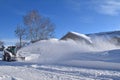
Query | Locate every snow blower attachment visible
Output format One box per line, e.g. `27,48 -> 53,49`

2,46 -> 25,61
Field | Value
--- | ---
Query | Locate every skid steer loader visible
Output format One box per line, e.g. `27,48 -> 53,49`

2,46 -> 25,61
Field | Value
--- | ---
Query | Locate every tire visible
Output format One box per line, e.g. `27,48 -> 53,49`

2,55 -> 6,61
5,54 -> 11,62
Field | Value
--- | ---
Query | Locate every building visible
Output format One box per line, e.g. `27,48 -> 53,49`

60,32 -> 92,44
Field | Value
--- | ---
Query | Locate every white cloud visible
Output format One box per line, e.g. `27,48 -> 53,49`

66,0 -> 120,16
94,0 -> 120,15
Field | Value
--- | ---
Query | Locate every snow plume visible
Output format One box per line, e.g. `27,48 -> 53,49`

91,36 -> 120,51
18,39 -> 87,64
17,37 -> 120,64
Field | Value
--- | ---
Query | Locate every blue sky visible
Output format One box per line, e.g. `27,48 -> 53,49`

1,0 -> 120,45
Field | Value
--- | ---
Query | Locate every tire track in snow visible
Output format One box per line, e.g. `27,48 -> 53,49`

32,65 -> 120,80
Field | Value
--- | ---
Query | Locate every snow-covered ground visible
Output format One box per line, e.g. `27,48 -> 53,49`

0,61 -> 120,80
0,34 -> 120,80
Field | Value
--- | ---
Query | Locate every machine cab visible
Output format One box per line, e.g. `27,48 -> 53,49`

6,46 -> 17,55
3,46 -> 17,61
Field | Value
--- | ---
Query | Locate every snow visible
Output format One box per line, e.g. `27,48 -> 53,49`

1,32 -> 120,80
0,62 -> 120,80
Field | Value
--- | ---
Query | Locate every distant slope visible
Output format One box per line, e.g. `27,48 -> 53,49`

87,30 -> 120,45
87,30 -> 120,37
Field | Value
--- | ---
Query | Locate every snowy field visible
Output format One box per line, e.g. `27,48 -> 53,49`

0,61 -> 120,80
0,33 -> 120,80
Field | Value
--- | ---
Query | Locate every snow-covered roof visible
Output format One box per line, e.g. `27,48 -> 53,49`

70,32 -> 92,43
61,31 -> 93,44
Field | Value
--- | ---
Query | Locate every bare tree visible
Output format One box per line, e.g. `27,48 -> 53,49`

23,10 -> 55,42
0,40 -> 4,46
15,24 -> 25,48
0,40 -> 4,51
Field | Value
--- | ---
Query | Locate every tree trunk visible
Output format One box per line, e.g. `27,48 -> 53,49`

20,36 -> 22,48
